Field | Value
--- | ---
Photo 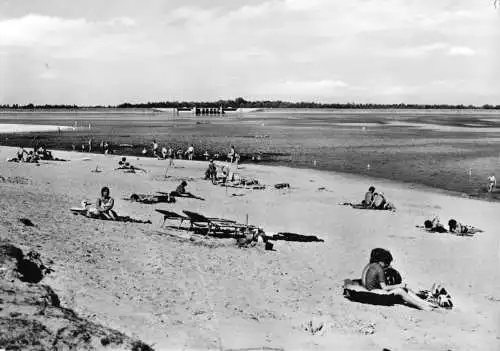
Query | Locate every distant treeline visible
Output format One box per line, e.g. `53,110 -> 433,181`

1,98 -> 500,110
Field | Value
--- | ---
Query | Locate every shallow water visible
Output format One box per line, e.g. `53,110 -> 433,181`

1,108 -> 500,200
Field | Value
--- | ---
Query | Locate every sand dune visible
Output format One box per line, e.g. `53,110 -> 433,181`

0,145 -> 498,350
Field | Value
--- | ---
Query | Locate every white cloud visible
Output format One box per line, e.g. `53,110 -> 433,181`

0,14 -> 137,48
448,46 -> 476,56
0,14 -> 87,46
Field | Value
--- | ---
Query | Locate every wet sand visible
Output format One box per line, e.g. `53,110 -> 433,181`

1,145 -> 498,350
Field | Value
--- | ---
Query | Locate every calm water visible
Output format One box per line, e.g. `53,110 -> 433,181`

2,109 -> 500,199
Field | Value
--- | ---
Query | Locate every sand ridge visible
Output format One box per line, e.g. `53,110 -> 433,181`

0,145 -> 498,350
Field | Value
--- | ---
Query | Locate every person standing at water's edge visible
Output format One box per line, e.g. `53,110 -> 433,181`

228,145 -> 235,163
152,139 -> 159,157
186,144 -> 195,160
487,174 -> 496,193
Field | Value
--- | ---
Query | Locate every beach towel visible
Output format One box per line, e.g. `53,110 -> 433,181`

415,225 -> 478,236
343,279 -> 401,306
340,202 -> 396,212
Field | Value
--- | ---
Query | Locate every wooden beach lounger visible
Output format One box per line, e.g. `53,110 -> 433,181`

155,209 -> 188,228
182,210 -> 248,235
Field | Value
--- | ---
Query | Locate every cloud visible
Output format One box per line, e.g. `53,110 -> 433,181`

0,14 -> 136,48
448,46 -> 476,56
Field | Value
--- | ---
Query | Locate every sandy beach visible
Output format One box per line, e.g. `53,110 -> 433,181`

1,145 -> 499,350
0,123 -> 73,134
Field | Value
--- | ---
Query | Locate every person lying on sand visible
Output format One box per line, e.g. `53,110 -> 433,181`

170,180 -> 205,201
361,248 -> 437,311
448,219 -> 483,235
115,157 -> 147,173
128,193 -> 175,204
423,217 -> 448,233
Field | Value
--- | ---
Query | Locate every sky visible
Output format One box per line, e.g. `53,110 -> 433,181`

0,0 -> 499,105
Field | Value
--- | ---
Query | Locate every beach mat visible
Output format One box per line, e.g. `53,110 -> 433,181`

343,279 -> 400,306
340,203 -> 396,211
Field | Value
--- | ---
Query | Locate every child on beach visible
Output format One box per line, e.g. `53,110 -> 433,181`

361,248 -> 437,311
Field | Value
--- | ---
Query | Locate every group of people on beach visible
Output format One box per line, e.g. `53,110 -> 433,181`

359,186 -> 395,210
422,217 -> 482,235
8,145 -> 63,163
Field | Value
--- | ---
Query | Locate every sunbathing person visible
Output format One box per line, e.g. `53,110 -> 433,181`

170,180 -> 205,200
448,219 -> 482,235
361,248 -> 437,311
115,157 -> 147,173
370,192 -> 396,210
362,186 -> 376,207
423,217 -> 448,233
94,186 -> 118,220
129,193 -> 175,204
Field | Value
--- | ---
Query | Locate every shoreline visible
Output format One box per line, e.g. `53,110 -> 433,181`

0,141 -> 492,205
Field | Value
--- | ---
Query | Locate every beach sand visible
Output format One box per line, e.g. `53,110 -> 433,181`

0,123 -> 73,134
0,145 -> 498,350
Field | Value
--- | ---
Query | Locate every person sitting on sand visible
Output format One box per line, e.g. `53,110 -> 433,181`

370,192 -> 386,209
448,219 -> 482,235
362,186 -> 376,207
170,180 -> 205,200
95,187 -> 118,220
423,217 -> 448,233
487,174 -> 496,193
17,148 -> 26,161
361,248 -> 437,311
205,160 -> 217,184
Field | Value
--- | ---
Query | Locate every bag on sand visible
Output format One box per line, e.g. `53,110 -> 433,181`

416,283 -> 453,309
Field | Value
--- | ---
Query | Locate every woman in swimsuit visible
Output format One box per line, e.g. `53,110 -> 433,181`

96,187 -> 117,220
361,248 -> 437,310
